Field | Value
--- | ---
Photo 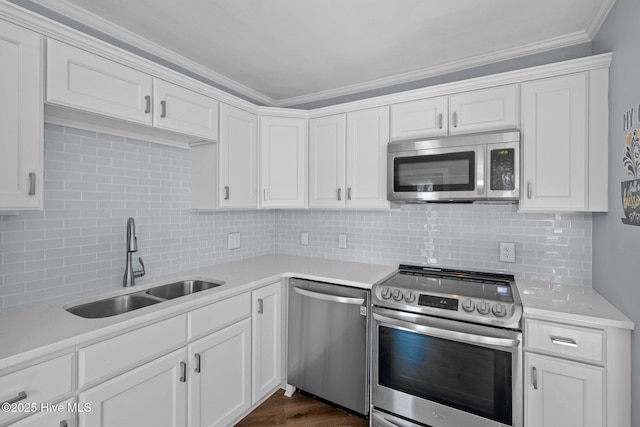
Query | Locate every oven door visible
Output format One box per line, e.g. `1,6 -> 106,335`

372,306 -> 522,427
387,144 -> 485,202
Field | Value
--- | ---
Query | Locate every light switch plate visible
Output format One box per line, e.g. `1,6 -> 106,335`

228,232 -> 241,250
338,233 -> 347,249
301,232 -> 309,246
499,242 -> 515,263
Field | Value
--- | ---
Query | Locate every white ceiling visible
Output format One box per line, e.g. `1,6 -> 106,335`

27,0 -> 615,107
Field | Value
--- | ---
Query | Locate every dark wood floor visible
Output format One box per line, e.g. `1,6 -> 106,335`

235,390 -> 369,426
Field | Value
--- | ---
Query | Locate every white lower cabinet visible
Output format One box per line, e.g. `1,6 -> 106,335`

188,318 -> 251,427
251,282 -> 282,404
10,398 -> 76,427
78,349 -> 188,427
525,353 -> 603,427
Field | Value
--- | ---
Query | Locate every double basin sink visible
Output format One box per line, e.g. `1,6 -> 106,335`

66,279 -> 225,319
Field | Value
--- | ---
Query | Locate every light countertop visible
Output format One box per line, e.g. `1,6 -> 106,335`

0,255 -> 397,371
0,255 -> 634,372
516,279 -> 634,330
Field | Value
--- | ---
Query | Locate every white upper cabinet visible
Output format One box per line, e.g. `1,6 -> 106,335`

153,79 -> 219,140
346,106 -> 390,209
390,85 -> 517,141
0,20 -> 43,210
219,104 -> 258,208
310,108 -> 390,209
520,72 -> 607,212
47,39 -> 218,141
47,39 -> 153,125
449,85 -> 518,135
259,115 -> 308,208
390,96 -> 448,141
309,114 -> 346,208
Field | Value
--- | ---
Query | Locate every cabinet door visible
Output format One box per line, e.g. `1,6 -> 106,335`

188,318 -> 251,427
346,106 -> 390,209
309,114 -> 346,208
520,74 -> 587,211
79,349 -> 187,427
252,282 -> 282,404
259,116 -> 307,208
47,39 -> 153,125
153,79 -> 219,140
525,353 -> 604,427
219,105 -> 258,208
390,96 -> 448,140
449,85 -> 517,135
0,20 -> 42,210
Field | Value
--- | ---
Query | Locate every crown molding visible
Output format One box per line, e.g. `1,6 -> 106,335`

23,0 -> 277,106
275,31 -> 593,108
307,53 -> 612,118
586,0 -> 617,38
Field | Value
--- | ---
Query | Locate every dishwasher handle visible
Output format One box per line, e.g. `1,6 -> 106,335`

292,286 -> 364,305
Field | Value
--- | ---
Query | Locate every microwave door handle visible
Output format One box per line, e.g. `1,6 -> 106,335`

373,312 -> 520,348
477,146 -> 485,196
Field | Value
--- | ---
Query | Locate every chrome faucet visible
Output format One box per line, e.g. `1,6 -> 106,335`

123,217 -> 145,287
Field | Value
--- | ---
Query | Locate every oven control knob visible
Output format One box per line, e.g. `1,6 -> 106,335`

461,299 -> 475,312
492,304 -> 507,317
392,289 -> 404,301
476,301 -> 491,315
380,287 -> 392,299
404,291 -> 416,303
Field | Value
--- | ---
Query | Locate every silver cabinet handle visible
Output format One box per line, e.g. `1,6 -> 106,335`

532,366 -> 538,390
257,298 -> 264,314
60,421 -> 68,427
2,391 -> 27,405
337,188 -> 342,201
224,186 -> 230,200
347,187 -> 352,200
144,95 -> 151,114
160,100 -> 167,118
28,172 -> 36,196
438,113 -> 443,129
179,361 -> 186,382
263,188 -> 268,201
194,353 -> 201,373
550,336 -> 578,347
527,181 -> 533,199
452,111 -> 458,128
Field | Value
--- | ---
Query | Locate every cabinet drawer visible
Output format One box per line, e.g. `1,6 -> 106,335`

0,354 -> 74,425
79,315 -> 187,387
188,292 -> 251,339
525,319 -> 604,363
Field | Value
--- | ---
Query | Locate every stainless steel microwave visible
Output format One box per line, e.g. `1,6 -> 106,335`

387,130 -> 520,202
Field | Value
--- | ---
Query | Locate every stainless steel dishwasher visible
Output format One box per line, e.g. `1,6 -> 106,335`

287,278 -> 370,416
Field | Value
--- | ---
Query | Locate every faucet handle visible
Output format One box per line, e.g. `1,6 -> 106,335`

135,257 -> 146,278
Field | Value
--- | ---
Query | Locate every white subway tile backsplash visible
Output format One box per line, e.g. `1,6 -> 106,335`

0,124 -> 593,313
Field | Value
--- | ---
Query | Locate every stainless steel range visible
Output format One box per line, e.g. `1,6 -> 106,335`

371,265 -> 523,427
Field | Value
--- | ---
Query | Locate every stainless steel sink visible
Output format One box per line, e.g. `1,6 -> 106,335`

145,280 -> 224,300
65,279 -> 226,318
66,293 -> 161,318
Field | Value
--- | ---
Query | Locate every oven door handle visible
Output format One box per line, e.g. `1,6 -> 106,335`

373,312 -> 520,348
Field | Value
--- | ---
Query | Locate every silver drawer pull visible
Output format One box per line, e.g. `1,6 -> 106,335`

144,95 -> 151,114
2,391 -> 27,405
60,421 -> 68,427
532,366 -> 538,390
224,186 -> 230,200
160,100 -> 167,118
194,353 -> 201,373
257,298 -> 264,314
438,113 -> 443,129
550,336 -> 578,347
337,188 -> 342,201
179,361 -> 186,382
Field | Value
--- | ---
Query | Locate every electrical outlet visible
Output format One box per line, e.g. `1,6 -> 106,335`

228,232 -> 241,250
301,232 -> 309,246
338,233 -> 347,249
499,242 -> 515,263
